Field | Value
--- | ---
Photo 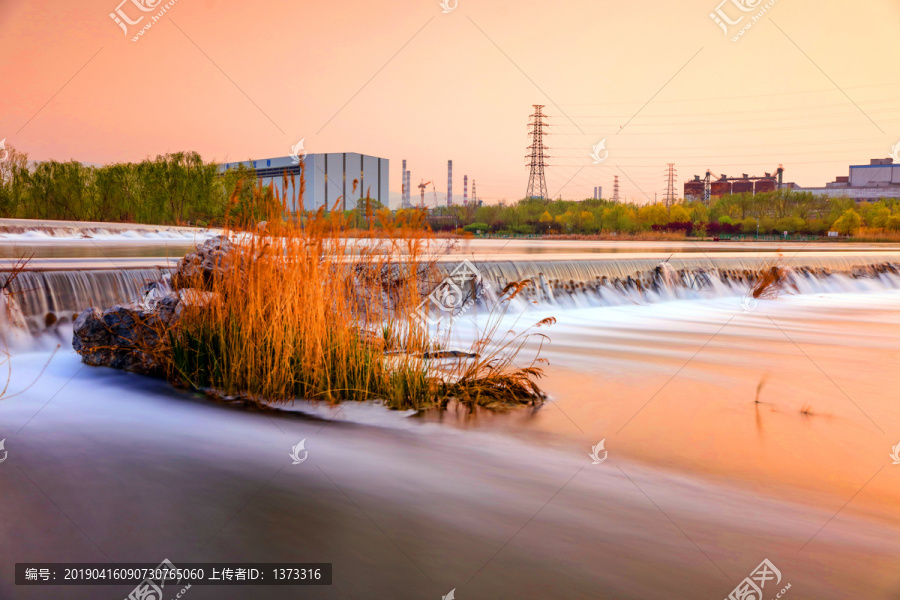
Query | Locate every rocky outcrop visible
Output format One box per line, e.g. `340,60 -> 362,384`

72,292 -> 179,375
171,235 -> 234,290
73,236 -> 229,374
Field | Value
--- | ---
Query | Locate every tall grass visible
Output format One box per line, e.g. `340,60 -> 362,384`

161,173 -> 549,410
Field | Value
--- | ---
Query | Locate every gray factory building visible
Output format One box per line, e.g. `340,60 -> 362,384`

220,153 -> 389,213
795,158 -> 900,202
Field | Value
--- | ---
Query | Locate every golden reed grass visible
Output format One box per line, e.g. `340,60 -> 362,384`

161,168 -> 549,410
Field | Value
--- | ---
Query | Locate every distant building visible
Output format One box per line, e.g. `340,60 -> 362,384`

683,170 -> 781,201
220,153 -> 389,213
795,158 -> 900,203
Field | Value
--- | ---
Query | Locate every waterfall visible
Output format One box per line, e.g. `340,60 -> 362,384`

5,268 -> 171,333
2,255 -> 899,340
452,256 -> 900,309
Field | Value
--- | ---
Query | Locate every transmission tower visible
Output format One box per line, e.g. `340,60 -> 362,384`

525,105 -> 549,199
612,175 -> 620,202
664,163 -> 677,207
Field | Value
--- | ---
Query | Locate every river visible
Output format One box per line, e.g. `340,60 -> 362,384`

1,222 -> 899,599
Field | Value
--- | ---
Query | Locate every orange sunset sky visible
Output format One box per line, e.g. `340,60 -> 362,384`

2,0 -> 898,206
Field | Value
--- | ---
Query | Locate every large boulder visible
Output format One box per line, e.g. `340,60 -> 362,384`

72,294 -> 178,375
73,234 -> 230,374
172,235 -> 234,290
73,279 -> 220,375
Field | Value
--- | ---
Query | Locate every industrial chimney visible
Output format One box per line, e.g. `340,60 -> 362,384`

447,160 -> 453,207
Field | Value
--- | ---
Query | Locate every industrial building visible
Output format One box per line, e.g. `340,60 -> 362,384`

684,168 -> 783,202
685,159 -> 900,204
220,153 -> 389,213
793,159 -> 900,202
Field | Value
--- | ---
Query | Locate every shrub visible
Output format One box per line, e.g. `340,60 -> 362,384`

463,222 -> 489,233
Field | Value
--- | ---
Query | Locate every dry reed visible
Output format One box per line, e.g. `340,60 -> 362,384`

160,171 -> 550,411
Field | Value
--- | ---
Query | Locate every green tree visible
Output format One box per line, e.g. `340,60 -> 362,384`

832,208 -> 862,235
669,204 -> 690,222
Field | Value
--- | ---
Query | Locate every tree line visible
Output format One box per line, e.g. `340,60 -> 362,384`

0,144 -> 253,226
2,144 -> 897,236
426,192 -> 899,237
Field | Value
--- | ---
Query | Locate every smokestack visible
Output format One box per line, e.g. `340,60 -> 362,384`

402,160 -> 407,208
447,160 -> 453,207
472,180 -> 476,204
405,169 -> 411,208
463,175 -> 468,205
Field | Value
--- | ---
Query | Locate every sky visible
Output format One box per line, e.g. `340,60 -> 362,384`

2,0 -> 899,207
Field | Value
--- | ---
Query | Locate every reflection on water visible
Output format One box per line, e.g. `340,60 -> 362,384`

437,293 -> 900,526
4,234 -> 900,260
0,241 -> 200,259
4,228 -> 900,598
4,293 -> 900,599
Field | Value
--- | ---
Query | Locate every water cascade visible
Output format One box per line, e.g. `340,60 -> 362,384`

3,256 -> 899,338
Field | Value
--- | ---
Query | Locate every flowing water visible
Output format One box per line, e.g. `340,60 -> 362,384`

2,227 -> 900,599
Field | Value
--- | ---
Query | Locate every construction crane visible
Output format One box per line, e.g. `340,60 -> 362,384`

417,179 -> 431,208
431,181 -> 439,208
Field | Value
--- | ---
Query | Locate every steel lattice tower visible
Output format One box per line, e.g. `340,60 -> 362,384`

525,105 -> 549,199
612,175 -> 620,202
664,163 -> 677,207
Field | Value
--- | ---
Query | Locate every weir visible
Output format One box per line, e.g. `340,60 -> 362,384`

5,268 -> 170,332
3,255 -> 899,334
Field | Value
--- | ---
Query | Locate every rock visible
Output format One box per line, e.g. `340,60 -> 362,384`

73,233 -> 230,374
72,294 -> 180,376
72,287 -> 220,375
172,235 -> 234,290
